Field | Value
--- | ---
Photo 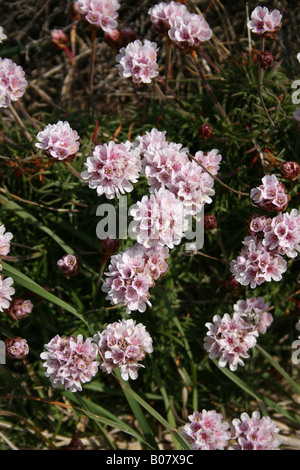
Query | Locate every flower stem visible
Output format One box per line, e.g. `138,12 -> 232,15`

188,152 -> 249,196
89,29 -> 97,95
257,37 -> 274,127
17,101 -> 41,131
8,104 -> 32,143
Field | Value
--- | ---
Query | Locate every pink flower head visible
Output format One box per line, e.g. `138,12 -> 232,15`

194,149 -> 222,176
35,121 -> 80,161
8,298 -> 33,321
57,254 -> 81,276
0,26 -> 7,43
230,235 -> 287,289
0,275 -> 15,312
102,242 -> 169,313
141,141 -> 189,192
248,6 -> 282,37
182,409 -> 231,450
280,161 -> 300,181
250,174 -> 290,212
129,187 -> 188,249
0,58 -> 27,108
148,1 -> 188,34
233,297 -> 272,334
0,222 -> 13,258
263,209 -> 300,258
40,334 -> 100,392
116,39 -> 159,84
5,336 -> 29,359
50,29 -> 68,49
168,11 -> 212,53
132,127 -> 168,156
76,0 -> 120,33
93,318 -> 153,380
81,140 -> 141,199
230,411 -> 281,450
204,312 -> 258,371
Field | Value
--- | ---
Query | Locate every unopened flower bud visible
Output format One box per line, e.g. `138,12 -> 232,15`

280,161 -> 299,181
57,254 -> 80,276
66,437 -> 84,450
199,123 -> 213,140
204,214 -> 217,231
104,29 -> 121,49
5,337 -> 29,359
8,299 -> 33,321
257,51 -> 273,69
119,27 -> 139,47
100,238 -> 120,256
50,29 -> 68,50
224,276 -> 240,291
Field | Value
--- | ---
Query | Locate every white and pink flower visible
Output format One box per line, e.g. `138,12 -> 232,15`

40,334 -> 100,392
148,1 -> 188,34
182,410 -> 231,450
76,0 -> 120,33
81,140 -> 141,199
168,11 -> 212,53
93,318 -> 153,380
0,275 -> 15,312
248,6 -> 282,37
35,121 -> 80,161
230,411 -> 281,450
116,39 -> 159,84
0,58 -> 27,108
250,174 -> 290,212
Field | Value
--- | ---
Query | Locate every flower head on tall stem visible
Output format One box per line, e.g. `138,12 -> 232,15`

93,318 -> 153,380
168,11 -> 212,54
76,0 -> 120,33
250,174 -> 290,212
0,58 -> 27,108
5,337 -> 29,359
248,6 -> 282,38
0,275 -> 15,312
148,1 -> 188,35
116,39 -> 159,84
182,409 -> 231,450
35,121 -> 80,162
230,411 -> 281,450
40,334 -> 100,392
0,222 -> 13,260
81,140 -> 141,199
8,299 -> 33,321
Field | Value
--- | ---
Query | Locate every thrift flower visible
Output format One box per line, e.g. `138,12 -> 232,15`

168,11 -> 212,53
233,297 -> 272,334
263,209 -> 300,259
8,299 -> 33,321
76,0 -> 120,33
230,411 -> 281,450
182,410 -> 231,450
250,174 -> 290,212
129,187 -> 188,249
5,336 -> 29,359
116,39 -> 159,84
204,312 -> 258,371
40,334 -> 100,392
102,242 -> 169,314
280,161 -> 299,181
230,235 -> 287,288
0,222 -> 13,258
57,254 -> 81,276
0,58 -> 27,108
0,275 -> 15,312
81,140 -> 141,199
93,318 -> 153,380
132,127 -> 168,156
35,121 -> 80,161
148,1 -> 188,34
248,6 -> 282,37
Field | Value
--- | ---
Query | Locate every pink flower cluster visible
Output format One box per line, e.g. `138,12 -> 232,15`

0,58 -> 27,108
134,128 -> 221,215
40,334 -> 100,392
8,298 -> 33,321
248,6 -> 282,37
168,11 -> 212,53
116,39 -> 159,84
0,275 -> 15,313
204,312 -> 258,371
57,254 -> 81,276
0,222 -> 13,260
230,411 -> 281,450
130,187 -> 187,249
35,121 -> 80,161
182,410 -> 231,450
76,0 -> 120,33
102,242 -> 169,313
93,319 -> 153,380
182,409 -> 281,450
81,140 -> 141,199
230,235 -> 287,289
233,296 -> 272,334
148,1 -> 188,34
250,174 -> 290,212
250,210 -> 300,259
5,336 -> 29,359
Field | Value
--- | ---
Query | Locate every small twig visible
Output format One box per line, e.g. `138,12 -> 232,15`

188,153 -> 249,197
89,29 -> 97,95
